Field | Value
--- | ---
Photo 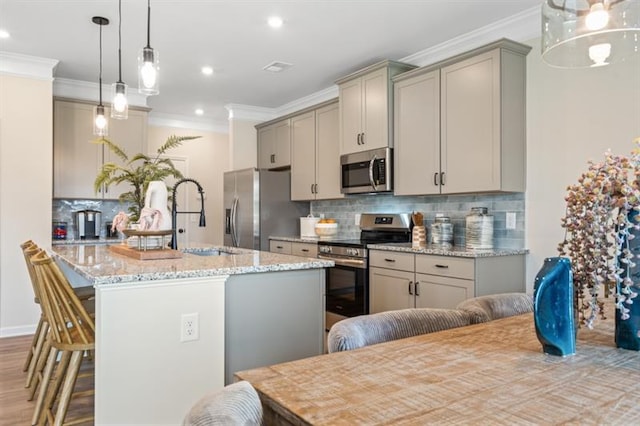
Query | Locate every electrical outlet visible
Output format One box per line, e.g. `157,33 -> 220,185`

355,213 -> 362,226
180,312 -> 199,342
506,212 -> 517,230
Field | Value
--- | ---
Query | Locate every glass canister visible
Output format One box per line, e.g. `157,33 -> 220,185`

431,215 -> 453,246
465,207 -> 493,249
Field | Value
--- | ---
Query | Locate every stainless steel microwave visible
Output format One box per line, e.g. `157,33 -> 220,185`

340,147 -> 393,194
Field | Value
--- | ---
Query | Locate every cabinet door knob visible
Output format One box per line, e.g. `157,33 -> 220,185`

435,264 -> 449,269
408,281 -> 413,295
434,172 -> 439,186
178,228 -> 185,234
440,172 -> 445,186
310,184 -> 314,194
361,133 -> 365,145
301,249 -> 309,252
415,281 -> 420,296
384,258 -> 396,263
357,133 -> 361,145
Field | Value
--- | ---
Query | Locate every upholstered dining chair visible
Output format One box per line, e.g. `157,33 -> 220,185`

183,380 -> 263,426
29,248 -> 95,426
456,292 -> 534,324
327,308 -> 473,353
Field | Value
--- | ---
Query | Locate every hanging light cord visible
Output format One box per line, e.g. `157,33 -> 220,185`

98,19 -> 103,106
118,0 -> 123,84
146,0 -> 151,48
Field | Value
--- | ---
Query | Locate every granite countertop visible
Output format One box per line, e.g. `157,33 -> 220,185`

367,242 -> 529,258
53,237 -> 121,245
51,244 -> 334,286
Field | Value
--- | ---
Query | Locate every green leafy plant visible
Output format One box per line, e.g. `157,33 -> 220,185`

558,139 -> 640,328
93,135 -> 201,221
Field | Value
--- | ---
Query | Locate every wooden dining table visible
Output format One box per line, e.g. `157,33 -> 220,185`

236,311 -> 640,425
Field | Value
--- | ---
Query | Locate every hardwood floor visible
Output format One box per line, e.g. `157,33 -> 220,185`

0,335 -> 94,426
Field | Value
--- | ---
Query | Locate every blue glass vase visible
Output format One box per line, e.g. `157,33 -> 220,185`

533,257 -> 576,356
615,210 -> 640,351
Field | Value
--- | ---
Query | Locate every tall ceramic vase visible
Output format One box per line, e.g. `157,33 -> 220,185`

144,181 -> 172,231
533,257 -> 576,356
616,210 -> 640,351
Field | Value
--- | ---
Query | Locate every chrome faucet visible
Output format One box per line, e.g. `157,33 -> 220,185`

170,178 -> 206,250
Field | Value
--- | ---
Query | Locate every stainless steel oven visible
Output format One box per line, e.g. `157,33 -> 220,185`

320,213 -> 412,344
340,147 -> 392,194
319,245 -> 368,320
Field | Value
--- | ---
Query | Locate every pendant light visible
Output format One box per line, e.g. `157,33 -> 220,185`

138,0 -> 159,95
541,0 -> 640,68
111,0 -> 128,119
93,16 -> 109,136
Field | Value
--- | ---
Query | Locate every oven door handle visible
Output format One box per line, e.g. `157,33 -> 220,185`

318,254 -> 367,269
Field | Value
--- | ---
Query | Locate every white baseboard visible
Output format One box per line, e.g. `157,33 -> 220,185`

0,324 -> 37,338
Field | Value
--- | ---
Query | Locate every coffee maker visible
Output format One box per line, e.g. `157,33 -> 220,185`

75,210 -> 102,239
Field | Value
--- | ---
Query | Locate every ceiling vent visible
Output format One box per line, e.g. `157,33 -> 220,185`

262,61 -> 293,73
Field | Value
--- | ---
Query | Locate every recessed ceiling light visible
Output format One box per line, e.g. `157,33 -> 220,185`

201,66 -> 214,76
263,61 -> 293,73
0,29 -> 10,39
267,16 -> 283,28
195,109 -> 204,116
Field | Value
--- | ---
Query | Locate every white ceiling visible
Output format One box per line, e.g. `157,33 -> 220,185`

0,0 -> 541,127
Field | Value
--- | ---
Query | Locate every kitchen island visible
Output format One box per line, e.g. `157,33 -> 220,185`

51,244 -> 333,425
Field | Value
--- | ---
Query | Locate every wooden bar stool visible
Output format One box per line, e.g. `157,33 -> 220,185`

20,240 -> 95,400
30,249 -> 95,426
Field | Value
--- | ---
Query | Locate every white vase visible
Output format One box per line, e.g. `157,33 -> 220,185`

143,181 -> 172,230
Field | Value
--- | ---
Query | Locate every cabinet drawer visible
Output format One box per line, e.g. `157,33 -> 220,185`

415,255 -> 474,280
292,242 -> 318,258
270,240 -> 292,255
369,250 -> 414,271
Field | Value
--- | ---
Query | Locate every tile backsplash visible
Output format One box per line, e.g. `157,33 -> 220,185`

311,192 -> 525,249
52,199 -> 132,240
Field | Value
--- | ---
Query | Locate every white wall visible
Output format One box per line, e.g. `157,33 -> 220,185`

0,74 -> 54,336
147,125 -> 229,245
525,37 -> 640,291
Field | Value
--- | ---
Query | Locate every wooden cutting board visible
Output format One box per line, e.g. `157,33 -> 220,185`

109,244 -> 183,260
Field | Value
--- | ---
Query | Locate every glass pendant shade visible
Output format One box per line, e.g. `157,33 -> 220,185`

138,47 -> 159,95
111,82 -> 128,119
542,0 -> 640,68
94,105 -> 109,136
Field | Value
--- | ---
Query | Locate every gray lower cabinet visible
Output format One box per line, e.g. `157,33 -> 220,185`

225,269 -> 325,384
269,240 -> 318,257
369,249 -> 525,313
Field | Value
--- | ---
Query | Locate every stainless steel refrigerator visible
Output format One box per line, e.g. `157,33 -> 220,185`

224,168 -> 309,250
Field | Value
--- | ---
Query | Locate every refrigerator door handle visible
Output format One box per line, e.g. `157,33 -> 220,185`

231,197 -> 239,247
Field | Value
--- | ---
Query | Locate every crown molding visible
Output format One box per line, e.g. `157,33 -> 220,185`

149,112 -> 229,134
225,104 -> 278,122
275,86 -> 339,117
53,78 -> 149,108
401,6 -> 540,67
0,51 -> 59,80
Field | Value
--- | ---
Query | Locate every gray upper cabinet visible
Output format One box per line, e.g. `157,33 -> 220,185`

53,99 -> 148,199
291,101 -> 343,201
257,118 -> 291,170
337,60 -> 416,155
393,39 -> 531,196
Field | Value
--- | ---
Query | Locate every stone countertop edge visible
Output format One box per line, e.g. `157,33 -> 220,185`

50,244 -> 334,286
269,235 -> 350,243
367,243 -> 529,258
